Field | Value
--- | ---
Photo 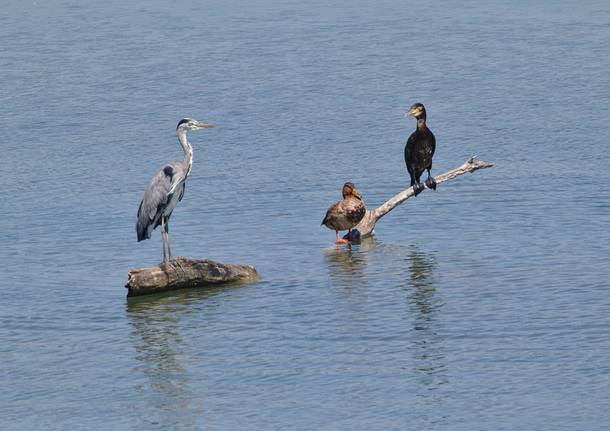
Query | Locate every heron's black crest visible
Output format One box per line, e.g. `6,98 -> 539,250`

176,118 -> 192,130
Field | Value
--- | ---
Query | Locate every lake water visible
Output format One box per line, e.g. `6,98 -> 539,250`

1,0 -> 609,429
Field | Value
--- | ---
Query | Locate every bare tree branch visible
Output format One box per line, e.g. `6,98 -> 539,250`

353,156 -> 494,238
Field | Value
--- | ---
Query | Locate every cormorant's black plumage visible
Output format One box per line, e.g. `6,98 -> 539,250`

404,103 -> 436,195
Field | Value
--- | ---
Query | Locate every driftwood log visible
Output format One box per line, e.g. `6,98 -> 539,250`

349,156 -> 494,239
126,256 -> 258,297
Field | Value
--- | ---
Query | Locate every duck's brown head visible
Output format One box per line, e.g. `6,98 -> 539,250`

342,182 -> 362,200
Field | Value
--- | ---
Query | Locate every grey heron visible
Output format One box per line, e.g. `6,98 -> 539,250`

136,118 -> 216,263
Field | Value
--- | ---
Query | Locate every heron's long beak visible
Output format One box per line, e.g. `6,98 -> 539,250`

196,122 -> 216,129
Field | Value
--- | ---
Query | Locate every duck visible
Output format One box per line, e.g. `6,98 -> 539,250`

321,182 -> 366,244
404,102 -> 436,196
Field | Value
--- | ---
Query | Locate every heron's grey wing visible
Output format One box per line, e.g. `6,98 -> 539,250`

167,161 -> 188,203
136,164 -> 175,241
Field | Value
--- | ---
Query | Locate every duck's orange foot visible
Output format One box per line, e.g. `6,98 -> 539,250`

335,231 -> 350,244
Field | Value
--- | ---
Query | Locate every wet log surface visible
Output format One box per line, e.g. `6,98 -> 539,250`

126,256 -> 258,297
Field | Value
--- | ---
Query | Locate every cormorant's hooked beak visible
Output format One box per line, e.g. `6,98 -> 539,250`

195,121 -> 216,129
407,106 -> 422,117
353,190 -> 362,200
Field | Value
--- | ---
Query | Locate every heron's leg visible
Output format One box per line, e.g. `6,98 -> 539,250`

164,218 -> 172,260
161,217 -> 169,263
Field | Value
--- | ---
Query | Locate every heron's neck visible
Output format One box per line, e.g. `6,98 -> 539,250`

177,129 -> 193,177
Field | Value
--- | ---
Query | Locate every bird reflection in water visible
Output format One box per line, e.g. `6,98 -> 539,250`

126,288 -> 228,429
324,236 -> 380,284
404,248 -> 448,394
408,249 -> 438,317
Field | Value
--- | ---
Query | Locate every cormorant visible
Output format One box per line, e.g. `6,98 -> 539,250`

322,182 -> 366,244
404,102 -> 436,196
